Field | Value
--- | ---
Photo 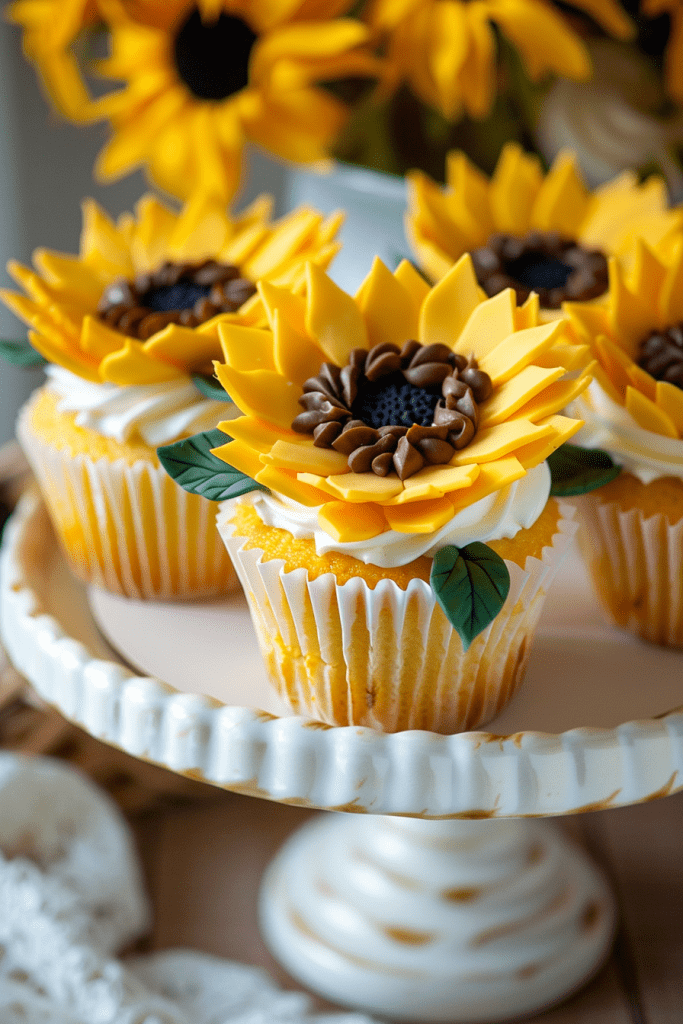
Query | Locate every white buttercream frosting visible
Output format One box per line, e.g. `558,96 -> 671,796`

574,382 -> 683,483
46,366 -> 234,446
248,462 -> 551,568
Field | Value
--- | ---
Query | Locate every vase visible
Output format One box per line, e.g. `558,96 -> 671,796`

285,163 -> 409,293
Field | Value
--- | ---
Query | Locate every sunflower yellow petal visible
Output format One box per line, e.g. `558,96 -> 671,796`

126,194 -> 179,273
595,335 -> 634,398
454,288 -> 517,361
273,310 -> 326,385
81,316 -> 127,361
100,340 -> 184,385
143,323 -> 223,371
450,418 -> 555,464
515,291 -> 540,330
385,463 -> 481,504
530,151 -> 590,237
214,363 -> 302,429
479,320 -> 564,385
258,280 -> 307,334
384,496 -> 456,534
419,253 -> 481,348
242,209 -> 325,280
489,143 -> 543,234
217,324 -> 276,372
263,439 -> 349,475
168,193 -> 230,263
80,200 -> 133,277
534,341 -> 591,371
6,261 -> 54,305
659,237 -> 683,326
447,456 -> 526,510
302,471 -> 404,503
218,416 -> 297,454
393,259 -> 431,310
479,365 -> 565,426
306,262 -> 368,364
626,361 -> 657,401
511,369 -> 593,422
610,254 -> 663,354
318,501 -> 388,542
256,465 -> 332,507
32,250 -> 103,304
626,386 -> 678,437
211,439 -> 265,481
26,329 -> 100,382
356,256 -> 420,350
513,415 -> 582,467
656,381 -> 683,437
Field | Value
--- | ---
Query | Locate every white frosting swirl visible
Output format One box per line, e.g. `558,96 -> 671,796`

249,462 -> 551,568
46,366 -> 234,446
574,383 -> 683,484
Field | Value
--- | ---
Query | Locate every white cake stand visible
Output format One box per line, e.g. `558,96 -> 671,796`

3,490 -> 683,1022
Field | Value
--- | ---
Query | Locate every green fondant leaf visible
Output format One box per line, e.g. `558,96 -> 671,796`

547,443 -> 621,497
157,428 -> 266,503
192,373 -> 234,402
0,338 -> 46,367
431,542 -> 510,651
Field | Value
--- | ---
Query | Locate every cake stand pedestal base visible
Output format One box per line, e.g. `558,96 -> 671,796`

260,815 -> 615,1023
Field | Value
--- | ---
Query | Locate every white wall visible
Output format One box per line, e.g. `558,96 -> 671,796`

0,19 -> 287,445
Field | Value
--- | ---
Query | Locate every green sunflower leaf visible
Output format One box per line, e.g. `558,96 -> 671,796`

0,338 -> 46,367
431,542 -> 510,651
547,443 -> 621,497
157,429 -> 266,503
191,373 -> 234,402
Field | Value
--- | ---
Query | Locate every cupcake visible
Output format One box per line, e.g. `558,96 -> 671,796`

1,192 -> 343,600
567,237 -> 683,647
405,143 -> 683,321
161,255 -> 591,732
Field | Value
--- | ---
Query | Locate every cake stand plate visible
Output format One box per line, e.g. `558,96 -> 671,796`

2,490 -> 681,1022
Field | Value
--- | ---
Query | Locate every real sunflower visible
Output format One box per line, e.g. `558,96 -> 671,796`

566,237 -> 683,439
87,1 -> 380,201
1,191 -> 343,385
209,254 -> 592,543
406,143 -> 683,317
366,0 -> 634,122
640,0 -> 683,105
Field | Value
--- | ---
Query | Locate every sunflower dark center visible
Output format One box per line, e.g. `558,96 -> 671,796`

638,323 -> 683,389
97,260 -> 256,340
470,231 -> 609,309
174,8 -> 257,102
352,373 -> 442,429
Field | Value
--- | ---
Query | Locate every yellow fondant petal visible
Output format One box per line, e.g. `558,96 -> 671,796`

257,279 -> 307,335
656,381 -> 683,437
479,365 -> 565,426
99,340 -> 184,385
419,253 -> 481,349
626,361 -> 657,401
355,256 -> 419,350
210,440 -> 264,481
384,496 -> 455,534
218,415 -> 298,453
318,501 -> 387,542
256,465 -> 331,507
511,369 -> 593,422
263,439 -> 349,475
450,418 -> 554,464
454,288 -> 517,361
304,471 -> 404,503
447,457 -> 526,511
214,362 -> 302,429
489,143 -> 543,234
81,316 -> 127,360
217,324 -> 276,372
530,151 -> 589,237
626,386 -> 678,438
306,261 -> 368,365
479,320 -> 564,385
143,323 -> 223,371
385,463 -> 480,504
273,309 -> 325,386
26,329 -> 100,382
393,259 -> 431,310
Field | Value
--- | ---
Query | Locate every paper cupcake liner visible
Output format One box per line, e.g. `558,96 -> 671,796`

217,499 -> 577,733
577,493 -> 683,648
17,403 -> 236,601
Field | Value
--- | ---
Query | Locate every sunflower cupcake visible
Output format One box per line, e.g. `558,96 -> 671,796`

567,238 -> 683,647
1,192 -> 342,601
406,143 -> 683,320
161,256 -> 591,732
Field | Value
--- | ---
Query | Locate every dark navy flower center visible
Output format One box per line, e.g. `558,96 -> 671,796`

140,281 -> 211,312
506,254 -> 572,291
352,373 -> 441,429
174,8 -> 257,101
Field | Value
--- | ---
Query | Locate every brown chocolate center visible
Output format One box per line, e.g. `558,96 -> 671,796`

638,323 -> 683,389
291,341 -> 492,480
97,260 -> 256,340
470,231 -> 608,309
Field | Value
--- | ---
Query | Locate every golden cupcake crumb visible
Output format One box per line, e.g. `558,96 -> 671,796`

230,497 -> 561,589
590,472 -> 683,525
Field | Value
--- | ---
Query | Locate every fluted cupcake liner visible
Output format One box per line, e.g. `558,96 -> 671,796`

218,498 -> 577,733
17,403 -> 236,601
578,493 -> 683,648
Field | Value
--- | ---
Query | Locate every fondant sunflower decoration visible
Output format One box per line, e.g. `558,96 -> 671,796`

161,256 -> 593,552
566,237 -> 683,438
406,143 -> 683,316
0,192 -> 343,386
86,1 -> 380,201
366,0 -> 633,121
6,0 -> 102,120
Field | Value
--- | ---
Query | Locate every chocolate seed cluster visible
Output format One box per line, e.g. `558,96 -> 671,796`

292,340 -> 493,480
471,231 -> 608,309
97,259 -> 256,340
638,323 -> 683,389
